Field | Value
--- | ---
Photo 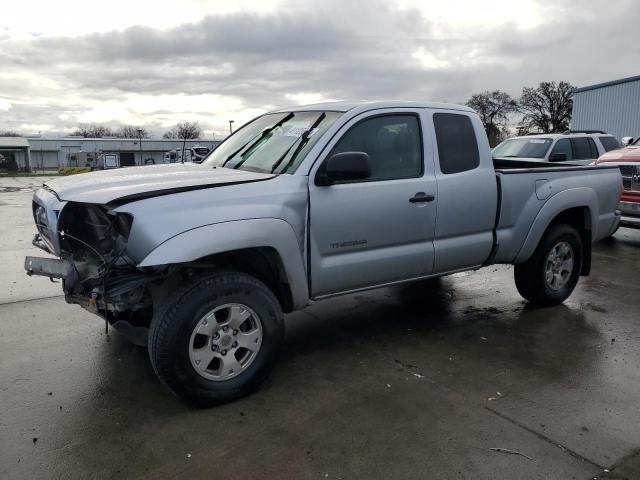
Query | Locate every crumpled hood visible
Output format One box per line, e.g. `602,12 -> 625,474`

44,163 -> 274,204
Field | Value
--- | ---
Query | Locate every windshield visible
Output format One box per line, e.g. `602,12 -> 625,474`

492,137 -> 552,159
204,111 -> 342,173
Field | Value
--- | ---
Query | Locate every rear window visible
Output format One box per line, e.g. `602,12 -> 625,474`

599,136 -> 620,152
433,113 -> 480,174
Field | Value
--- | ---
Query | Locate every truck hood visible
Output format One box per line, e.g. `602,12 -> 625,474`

44,163 -> 275,205
597,145 -> 640,164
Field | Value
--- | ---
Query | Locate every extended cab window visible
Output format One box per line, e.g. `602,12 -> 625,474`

549,138 -> 573,161
330,114 -> 422,181
433,113 -> 479,174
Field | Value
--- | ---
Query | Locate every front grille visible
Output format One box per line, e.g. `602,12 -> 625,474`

619,165 -> 640,192
619,165 -> 635,176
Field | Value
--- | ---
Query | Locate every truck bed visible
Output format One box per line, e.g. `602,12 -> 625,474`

490,160 -> 621,264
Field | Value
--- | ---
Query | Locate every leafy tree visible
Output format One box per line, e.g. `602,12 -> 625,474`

466,90 -> 517,146
72,124 -> 114,138
116,125 -> 150,138
517,81 -> 574,134
162,121 -> 202,140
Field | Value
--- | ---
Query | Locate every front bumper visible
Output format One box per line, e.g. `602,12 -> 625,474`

618,201 -> 640,230
619,201 -> 640,217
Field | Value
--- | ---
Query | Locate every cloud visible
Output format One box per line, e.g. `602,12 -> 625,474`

0,0 -> 639,136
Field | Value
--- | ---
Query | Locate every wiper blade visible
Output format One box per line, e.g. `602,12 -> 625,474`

224,112 -> 294,168
270,112 -> 326,174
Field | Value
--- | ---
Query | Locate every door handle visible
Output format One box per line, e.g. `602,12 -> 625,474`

409,192 -> 435,203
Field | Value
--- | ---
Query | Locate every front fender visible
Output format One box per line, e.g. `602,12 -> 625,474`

514,187 -> 597,263
138,218 -> 309,310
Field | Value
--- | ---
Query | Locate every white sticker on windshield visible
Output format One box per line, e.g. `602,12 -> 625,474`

528,139 -> 547,144
285,127 -> 318,138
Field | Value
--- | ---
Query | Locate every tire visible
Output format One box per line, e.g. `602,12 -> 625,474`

148,271 -> 284,406
514,224 -> 583,306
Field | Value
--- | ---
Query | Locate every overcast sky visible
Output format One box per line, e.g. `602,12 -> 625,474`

1,0 -> 638,137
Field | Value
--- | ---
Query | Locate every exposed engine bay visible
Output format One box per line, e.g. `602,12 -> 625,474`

28,200 -> 158,342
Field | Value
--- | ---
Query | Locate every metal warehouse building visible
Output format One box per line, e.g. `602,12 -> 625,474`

23,137 -> 221,172
571,75 -> 640,141
0,137 -> 32,171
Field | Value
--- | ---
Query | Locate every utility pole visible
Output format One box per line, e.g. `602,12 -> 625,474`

137,128 -> 143,165
229,120 -> 234,134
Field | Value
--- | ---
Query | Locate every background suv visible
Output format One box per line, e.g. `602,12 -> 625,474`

493,130 -> 621,165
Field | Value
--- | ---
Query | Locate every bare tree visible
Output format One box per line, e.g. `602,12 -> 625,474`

466,90 -> 517,147
517,81 -> 574,134
162,121 -> 202,140
116,125 -> 150,138
0,130 -> 22,137
72,124 -> 114,138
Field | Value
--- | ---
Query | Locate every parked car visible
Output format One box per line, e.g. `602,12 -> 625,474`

493,131 -> 621,165
596,136 -> 640,230
25,101 -> 621,405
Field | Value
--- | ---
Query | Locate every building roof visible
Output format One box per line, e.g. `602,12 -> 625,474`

573,75 -> 640,93
0,137 -> 30,148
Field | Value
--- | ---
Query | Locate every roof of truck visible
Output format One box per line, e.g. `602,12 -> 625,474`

274,100 -> 474,113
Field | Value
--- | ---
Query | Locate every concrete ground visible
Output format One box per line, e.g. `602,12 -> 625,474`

1,176 -> 639,480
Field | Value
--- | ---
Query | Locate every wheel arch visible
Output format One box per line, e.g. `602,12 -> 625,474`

139,218 -> 309,312
515,188 -> 597,275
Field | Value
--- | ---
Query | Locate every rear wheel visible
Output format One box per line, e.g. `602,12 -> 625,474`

514,224 -> 582,306
148,271 -> 284,406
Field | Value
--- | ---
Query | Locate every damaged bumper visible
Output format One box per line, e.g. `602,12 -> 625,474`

25,256 -> 74,280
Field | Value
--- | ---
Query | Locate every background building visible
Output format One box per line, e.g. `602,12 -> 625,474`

0,137 -> 31,171
20,137 -> 221,172
571,75 -> 640,140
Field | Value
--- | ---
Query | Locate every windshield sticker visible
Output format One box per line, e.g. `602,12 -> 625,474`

528,139 -> 547,144
285,127 -> 318,138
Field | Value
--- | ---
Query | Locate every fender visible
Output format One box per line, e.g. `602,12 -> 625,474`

138,218 -> 309,310
514,187 -> 597,264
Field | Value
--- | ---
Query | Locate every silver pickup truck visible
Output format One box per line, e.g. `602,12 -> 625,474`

25,101 -> 621,405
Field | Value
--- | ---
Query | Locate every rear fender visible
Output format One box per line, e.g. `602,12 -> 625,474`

515,188 -> 597,264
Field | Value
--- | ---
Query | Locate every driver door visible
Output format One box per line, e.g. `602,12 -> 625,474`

308,110 -> 437,297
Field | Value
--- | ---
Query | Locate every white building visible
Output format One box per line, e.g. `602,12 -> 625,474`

23,137 -> 221,172
0,137 -> 31,171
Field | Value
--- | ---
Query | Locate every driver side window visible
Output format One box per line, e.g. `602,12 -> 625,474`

330,114 -> 422,182
549,139 -> 573,161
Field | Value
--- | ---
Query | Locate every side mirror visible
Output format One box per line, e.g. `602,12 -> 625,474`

316,152 -> 371,186
621,137 -> 634,146
549,152 -> 567,162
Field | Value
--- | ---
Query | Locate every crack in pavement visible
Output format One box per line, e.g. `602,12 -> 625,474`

484,405 -> 604,471
0,294 -> 64,307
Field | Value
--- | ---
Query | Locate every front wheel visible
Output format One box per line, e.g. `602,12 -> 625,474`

514,224 -> 583,306
148,271 -> 284,406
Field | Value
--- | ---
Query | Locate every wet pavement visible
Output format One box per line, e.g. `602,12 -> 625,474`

1,176 -> 639,479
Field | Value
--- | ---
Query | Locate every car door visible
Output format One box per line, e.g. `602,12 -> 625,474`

308,109 -> 437,297
548,138 -> 574,163
570,137 -> 599,165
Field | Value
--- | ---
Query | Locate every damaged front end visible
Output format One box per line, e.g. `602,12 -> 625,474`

26,191 -> 158,345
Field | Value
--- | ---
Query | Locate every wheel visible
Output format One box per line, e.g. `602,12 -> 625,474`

514,224 -> 582,306
148,271 -> 284,406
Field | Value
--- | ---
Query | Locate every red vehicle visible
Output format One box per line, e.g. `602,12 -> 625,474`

596,137 -> 640,230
